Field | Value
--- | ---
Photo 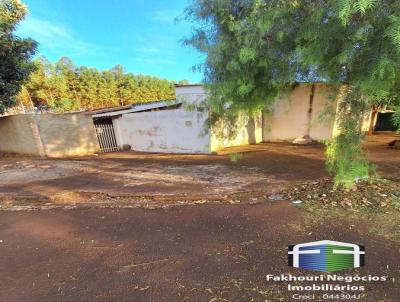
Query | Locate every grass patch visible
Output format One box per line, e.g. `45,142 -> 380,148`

229,153 -> 243,163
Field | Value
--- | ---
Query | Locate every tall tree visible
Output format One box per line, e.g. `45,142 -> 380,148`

184,0 -> 400,187
56,57 -> 79,100
112,64 -> 127,106
0,0 -> 37,113
23,56 -> 177,111
26,57 -> 69,108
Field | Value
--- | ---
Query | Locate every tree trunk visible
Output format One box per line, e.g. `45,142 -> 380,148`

292,84 -> 315,144
306,84 -> 316,137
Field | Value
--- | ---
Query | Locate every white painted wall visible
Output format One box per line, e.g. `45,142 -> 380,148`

112,84 -> 364,154
117,107 -> 210,153
175,85 -> 263,151
263,84 -> 336,141
112,116 -> 124,148
175,85 -> 207,105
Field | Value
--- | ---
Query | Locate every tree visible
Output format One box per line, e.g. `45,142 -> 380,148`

26,57 -> 70,110
22,56 -> 177,111
15,85 -> 32,109
112,64 -> 127,106
178,79 -> 190,85
293,83 -> 315,144
56,57 -> 80,101
0,0 -> 37,113
184,0 -> 400,187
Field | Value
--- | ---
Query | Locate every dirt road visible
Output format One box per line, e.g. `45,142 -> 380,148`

0,203 -> 398,302
0,134 -> 398,301
0,134 -> 398,208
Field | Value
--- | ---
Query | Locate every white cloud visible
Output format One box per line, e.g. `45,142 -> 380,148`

16,17 -> 95,57
128,32 -> 181,67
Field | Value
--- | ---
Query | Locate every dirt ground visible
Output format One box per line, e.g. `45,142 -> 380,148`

0,133 -> 399,301
0,133 -> 398,209
0,204 -> 399,302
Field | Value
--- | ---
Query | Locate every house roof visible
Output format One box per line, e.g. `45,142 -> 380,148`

91,100 -> 182,118
86,105 -> 133,115
174,84 -> 204,88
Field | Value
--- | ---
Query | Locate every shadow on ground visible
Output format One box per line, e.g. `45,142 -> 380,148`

0,134 -> 397,206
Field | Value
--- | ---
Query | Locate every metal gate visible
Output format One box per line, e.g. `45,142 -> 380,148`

93,118 -> 119,152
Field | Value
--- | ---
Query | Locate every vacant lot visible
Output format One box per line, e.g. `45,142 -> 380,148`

0,134 -> 398,209
0,134 -> 399,301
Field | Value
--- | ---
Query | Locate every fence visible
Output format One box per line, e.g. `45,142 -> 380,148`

93,118 -> 119,152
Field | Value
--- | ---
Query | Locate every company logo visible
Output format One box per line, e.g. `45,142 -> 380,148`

288,240 -> 365,272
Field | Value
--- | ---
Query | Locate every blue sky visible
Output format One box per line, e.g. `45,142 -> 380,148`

16,0 -> 204,83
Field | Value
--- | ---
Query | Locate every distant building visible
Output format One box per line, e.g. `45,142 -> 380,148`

89,83 -> 376,154
89,84 -> 264,153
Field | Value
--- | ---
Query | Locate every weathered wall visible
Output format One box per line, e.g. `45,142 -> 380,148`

331,88 -> 375,137
210,113 -> 263,152
35,113 -> 99,157
0,114 -> 41,155
0,113 -> 99,157
112,116 -> 124,148
175,85 -> 206,105
174,84 -> 371,149
175,85 -> 263,152
263,84 -> 336,142
117,108 -> 210,153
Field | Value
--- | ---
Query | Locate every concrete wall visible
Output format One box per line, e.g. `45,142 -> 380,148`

35,113 -> 99,157
173,84 -> 370,150
112,116 -> 124,148
176,84 -> 332,149
117,108 -> 210,153
0,114 -> 41,155
175,85 -> 206,105
263,84 -> 336,141
210,113 -> 263,152
0,113 -> 99,157
331,87 -> 375,137
175,85 -> 263,152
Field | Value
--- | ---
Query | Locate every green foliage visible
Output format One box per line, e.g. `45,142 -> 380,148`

325,88 -> 375,188
22,56 -> 177,111
229,152 -> 243,163
0,0 -> 37,113
49,98 -> 81,113
177,79 -> 190,85
15,85 -> 32,108
184,0 -> 400,188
